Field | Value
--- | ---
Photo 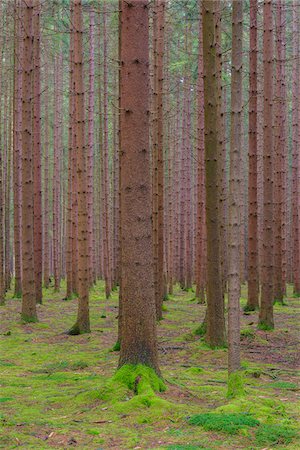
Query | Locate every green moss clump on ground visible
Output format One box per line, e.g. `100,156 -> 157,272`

96,364 -> 174,416
20,314 -> 38,324
255,424 -> 298,446
111,340 -> 121,352
188,412 -> 259,434
194,322 -> 206,337
227,371 -> 245,398
215,397 -> 287,423
269,381 -> 298,390
258,322 -> 274,331
113,364 -> 166,395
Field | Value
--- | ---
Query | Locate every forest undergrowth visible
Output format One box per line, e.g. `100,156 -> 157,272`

0,282 -> 299,449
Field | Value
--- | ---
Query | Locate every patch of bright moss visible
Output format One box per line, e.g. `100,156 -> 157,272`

269,381 -> 298,390
194,322 -> 206,337
255,424 -> 298,446
111,340 -> 121,352
227,371 -> 245,398
258,322 -> 274,331
216,397 -> 287,423
188,412 -> 259,434
240,328 -> 255,338
113,364 -> 166,395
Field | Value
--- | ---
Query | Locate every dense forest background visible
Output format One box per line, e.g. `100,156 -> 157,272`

0,1 -> 299,449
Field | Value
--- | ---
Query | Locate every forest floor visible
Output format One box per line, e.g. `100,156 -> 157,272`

0,282 -> 299,450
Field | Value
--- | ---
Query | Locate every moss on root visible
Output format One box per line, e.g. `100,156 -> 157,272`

21,314 -> 38,324
227,371 -> 245,398
97,364 -> 173,416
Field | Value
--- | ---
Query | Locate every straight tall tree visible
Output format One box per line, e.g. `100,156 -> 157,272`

246,0 -> 259,311
259,0 -> 274,329
228,0 -> 243,396
202,0 -> 226,347
118,0 -> 160,372
68,0 -> 90,335
21,0 -> 37,322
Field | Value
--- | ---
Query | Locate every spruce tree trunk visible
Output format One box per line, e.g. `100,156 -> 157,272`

13,0 -> 22,298
246,0 -> 259,310
43,66 -> 50,288
202,0 -> 226,347
291,1 -> 300,295
68,0 -> 90,335
118,0 -> 159,372
259,0 -> 274,329
195,0 -> 205,303
87,7 -> 95,287
33,0 -> 42,304
228,0 -> 243,380
21,0 -> 37,322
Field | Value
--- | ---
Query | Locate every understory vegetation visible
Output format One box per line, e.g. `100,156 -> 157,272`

0,282 -> 299,449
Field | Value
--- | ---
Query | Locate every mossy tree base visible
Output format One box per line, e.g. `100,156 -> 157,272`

66,322 -> 90,335
21,314 -> 38,324
97,365 -> 170,414
258,321 -> 274,331
227,370 -> 245,398
243,304 -> 258,313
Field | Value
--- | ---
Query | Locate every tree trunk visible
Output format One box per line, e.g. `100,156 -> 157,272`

202,0 -> 226,347
246,0 -> 259,311
118,0 -> 159,372
87,7 -> 95,287
228,0 -> 243,393
259,0 -> 274,329
291,1 -> 300,295
21,0 -> 37,322
68,0 -> 90,335
13,0 -> 22,298
33,0 -> 42,304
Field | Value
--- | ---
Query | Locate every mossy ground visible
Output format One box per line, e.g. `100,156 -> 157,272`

0,282 -> 299,449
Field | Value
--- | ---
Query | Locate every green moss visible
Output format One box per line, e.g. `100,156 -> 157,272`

188,413 -> 259,434
216,397 -> 287,423
111,340 -> 121,352
255,424 -> 298,446
243,304 -> 257,312
21,314 -> 38,324
258,322 -> 274,331
240,328 -> 255,338
194,322 -> 206,337
113,364 -> 166,395
227,371 -> 245,398
269,381 -> 298,390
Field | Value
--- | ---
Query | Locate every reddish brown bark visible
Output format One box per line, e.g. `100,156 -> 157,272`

21,0 -> 37,322
87,7 -> 95,287
103,0 -> 112,299
228,0 -> 243,376
66,5 -> 75,298
291,1 -> 300,294
259,0 -> 274,329
33,0 -> 42,304
118,0 -> 159,372
13,0 -> 22,297
202,0 -> 226,347
246,0 -> 259,310
43,65 -> 50,288
68,0 -> 90,335
273,0 -> 285,302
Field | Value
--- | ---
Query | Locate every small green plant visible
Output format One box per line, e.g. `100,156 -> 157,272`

255,424 -> 298,446
188,413 -> 259,434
